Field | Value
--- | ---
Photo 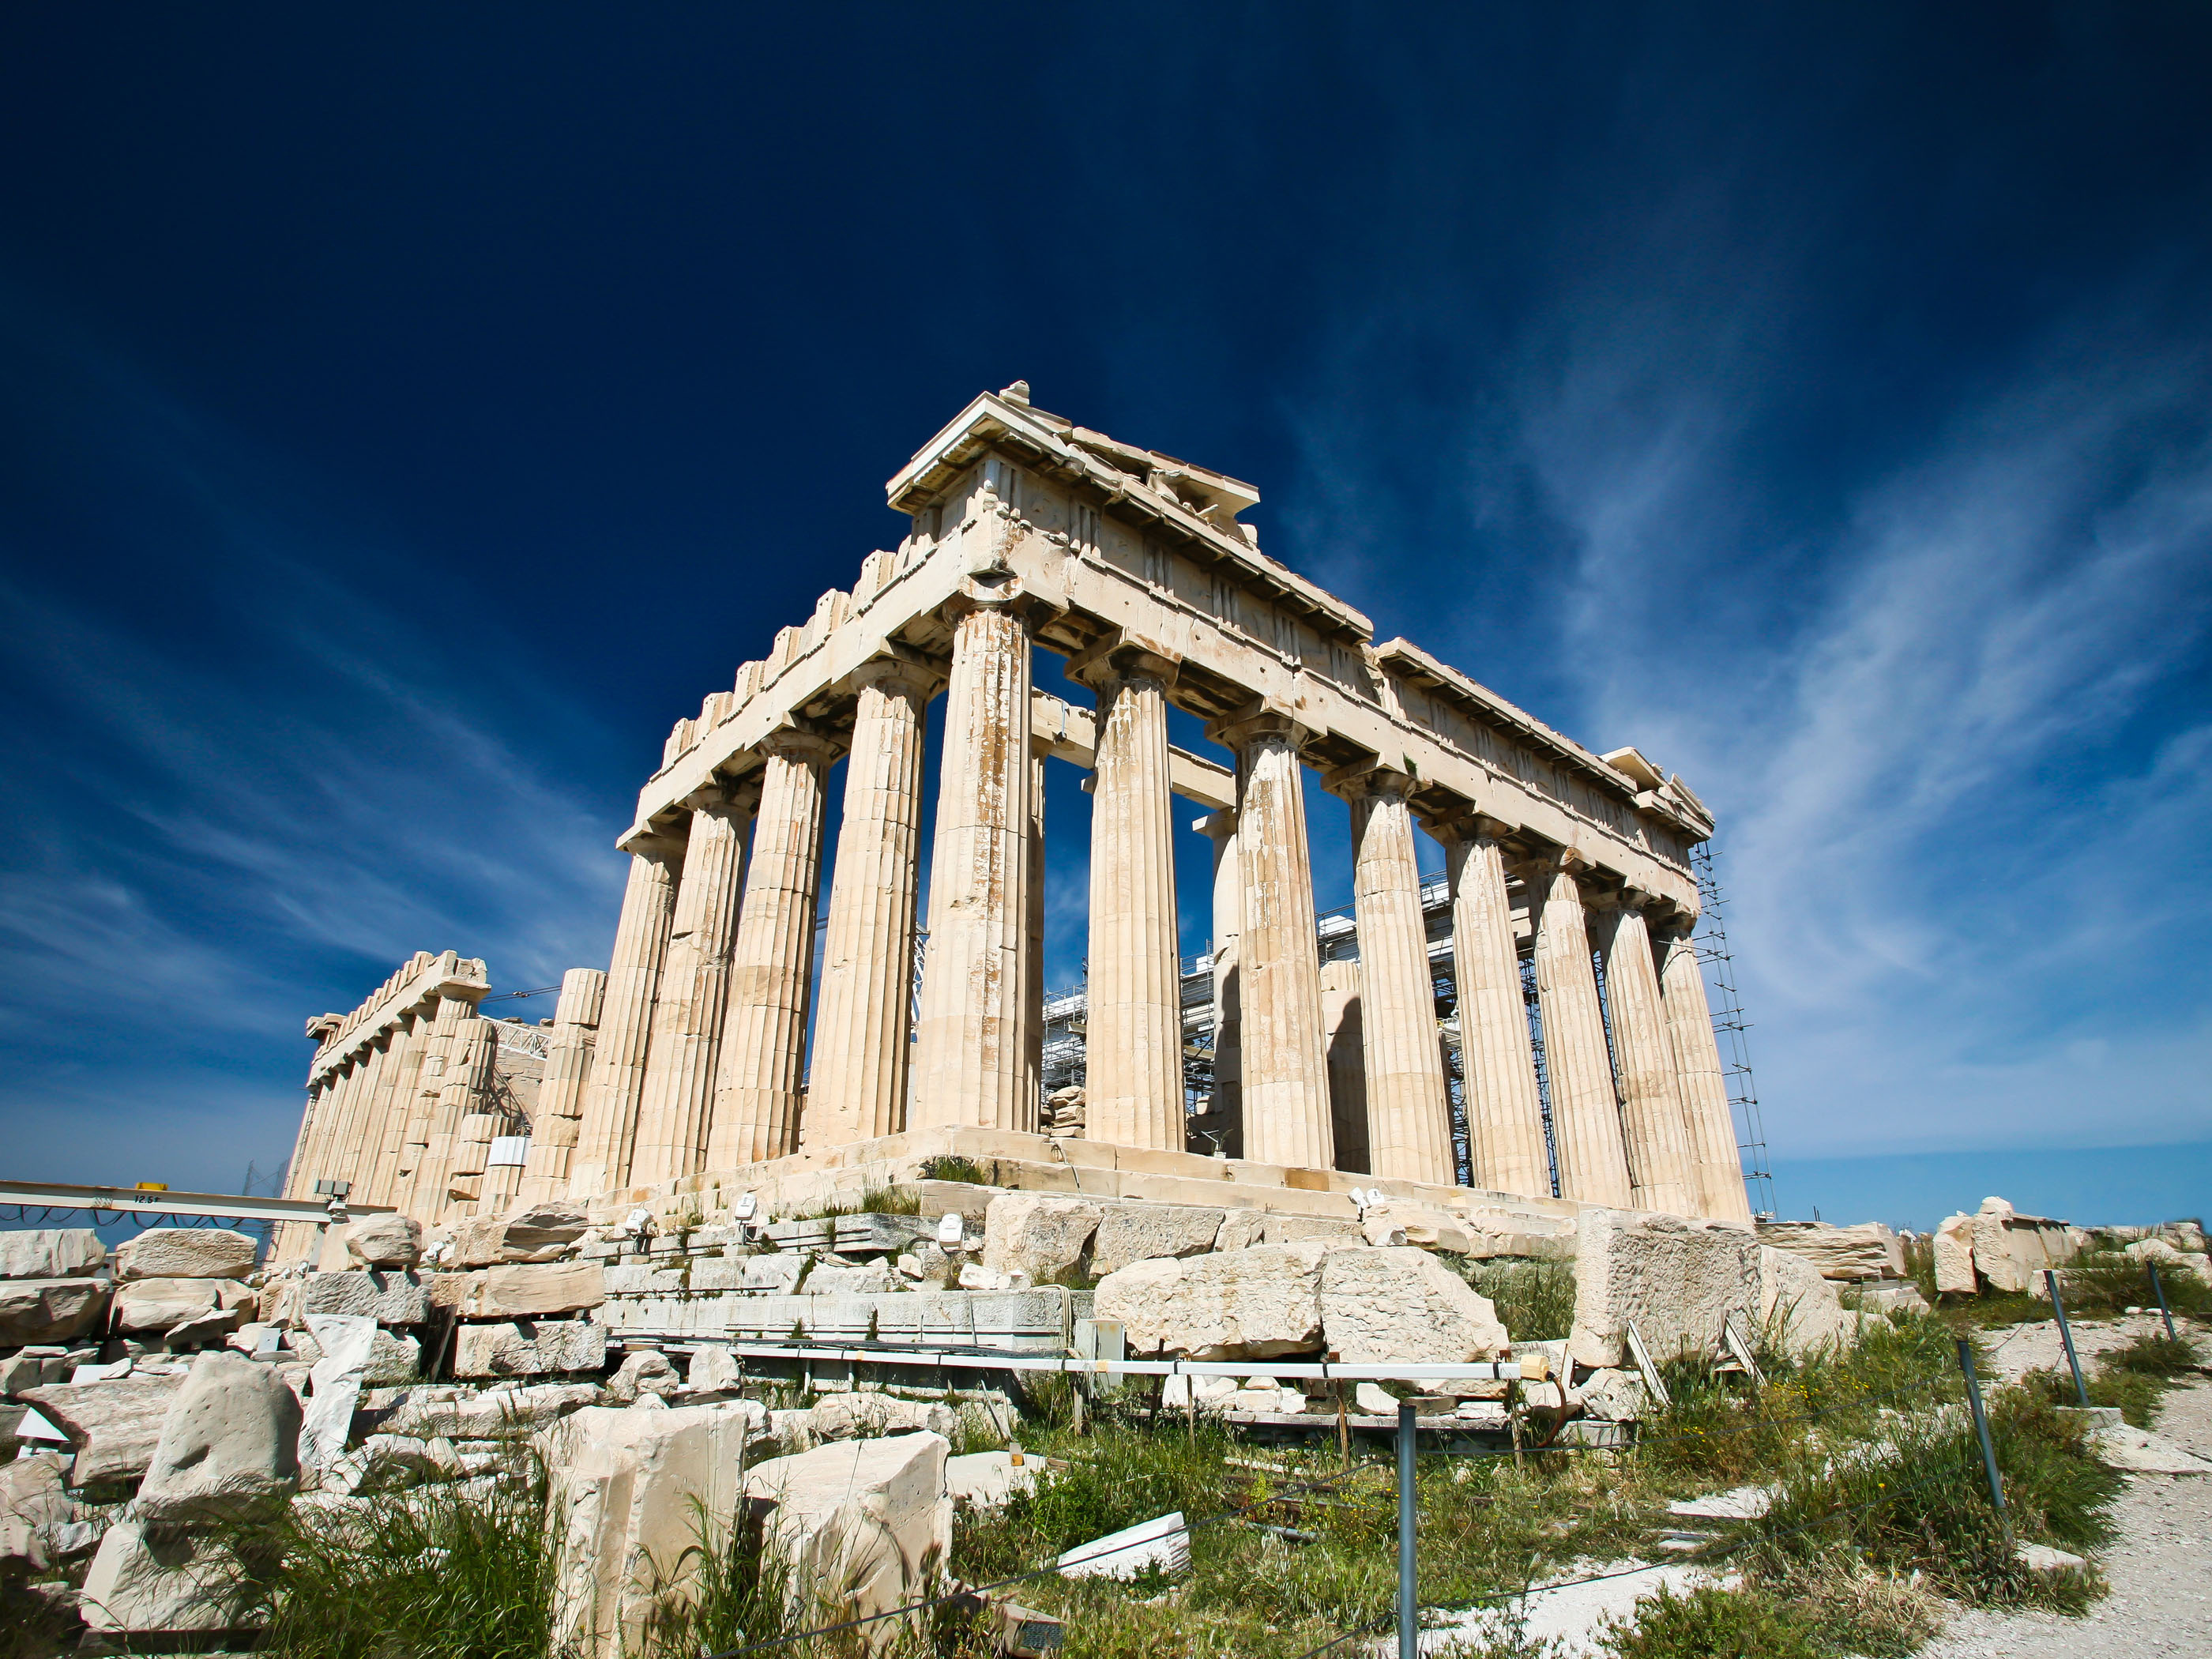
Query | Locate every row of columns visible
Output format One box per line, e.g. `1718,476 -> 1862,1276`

560,580 -> 1745,1225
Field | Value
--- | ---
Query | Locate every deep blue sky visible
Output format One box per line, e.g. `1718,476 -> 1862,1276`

4,6 -> 2209,1229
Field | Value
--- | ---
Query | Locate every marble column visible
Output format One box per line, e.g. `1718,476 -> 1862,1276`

362,1013 -> 430,1207
1198,809 -> 1242,1157
423,1016 -> 496,1217
630,788 -> 755,1187
519,969 -> 607,1202
1528,854 -> 1635,1208
1025,741 -> 1047,1117
1336,769 -> 1454,1184
1217,712 -> 1332,1170
329,1034 -> 389,1199
294,1051 -> 363,1209
912,597 -> 1036,1132
395,995 -> 470,1213
567,840 -> 682,1198
805,660 -> 935,1148
1595,894 -> 1701,1216
1320,960 -> 1369,1173
709,733 -> 833,1168
1431,818 -> 1552,1199
1076,655 -> 1183,1152
1657,921 -> 1755,1224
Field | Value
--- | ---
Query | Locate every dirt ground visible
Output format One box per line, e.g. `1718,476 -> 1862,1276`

1916,1333 -> 2212,1658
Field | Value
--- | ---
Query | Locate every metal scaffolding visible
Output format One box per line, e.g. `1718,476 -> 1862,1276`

1691,841 -> 1776,1220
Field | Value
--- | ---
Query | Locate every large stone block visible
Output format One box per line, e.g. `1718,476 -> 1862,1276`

1754,1245 -> 1854,1358
1090,1203 -> 1227,1273
113,1277 -> 258,1334
544,1401 -> 767,1657
743,1431 -> 952,1637
476,1262 -> 608,1318
81,1519 -> 252,1636
982,1193 -> 1104,1281
0,1228 -> 106,1279
1317,1247 -> 1508,1367
1755,1221 -> 1905,1281
1258,1214 -> 1364,1246
689,1252 -> 807,1293
20,1375 -> 186,1485
343,1213 -> 423,1268
502,1202 -> 592,1258
288,1324 -> 422,1386
376,1380 -> 602,1439
809,1393 -> 958,1442
0,1277 -> 110,1345
112,1228 -> 258,1281
1096,1242 -> 1330,1360
135,1350 -> 301,1523
268,1269 -> 432,1326
450,1318 -> 608,1379
0,1452 -> 77,1571
1567,1206 -> 1761,1371
1933,1213 -> 1977,1295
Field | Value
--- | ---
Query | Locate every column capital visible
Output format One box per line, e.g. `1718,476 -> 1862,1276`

1319,758 -> 1414,803
1064,630 -> 1181,692
1208,705 -> 1311,753
757,724 -> 838,768
848,651 -> 942,703
939,573 -> 1063,632
1420,807 -> 1514,845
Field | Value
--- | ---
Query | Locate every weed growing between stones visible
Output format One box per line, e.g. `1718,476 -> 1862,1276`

2018,1327 -> 2200,1427
225,1477 -> 557,1659
1456,1257 -> 1577,1341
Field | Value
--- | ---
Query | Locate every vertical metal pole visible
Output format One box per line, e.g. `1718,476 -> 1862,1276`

2045,1270 -> 2090,1409
1956,1338 -> 2011,1548
1397,1401 -> 1417,1659
2150,1262 -> 2178,1343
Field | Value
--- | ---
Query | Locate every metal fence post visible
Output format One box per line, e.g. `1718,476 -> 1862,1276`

1398,1400 -> 1417,1659
2149,1262 -> 2178,1342
1956,1338 -> 2011,1548
2045,1269 -> 2090,1409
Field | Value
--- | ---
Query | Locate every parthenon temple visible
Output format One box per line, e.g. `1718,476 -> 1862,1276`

279,383 -> 1750,1257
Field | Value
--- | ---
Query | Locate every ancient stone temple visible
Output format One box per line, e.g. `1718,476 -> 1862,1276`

282,385 -> 1751,1242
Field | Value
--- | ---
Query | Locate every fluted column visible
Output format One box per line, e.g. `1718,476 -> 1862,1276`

423,1016 -> 497,1217
805,660 -> 935,1148
1334,769 -> 1454,1183
1595,894 -> 1700,1216
1025,741 -> 1047,1116
1527,854 -> 1634,1207
912,597 -> 1036,1132
1216,712 -> 1331,1169
395,994 -> 468,1217
1430,817 -> 1552,1198
1076,655 -> 1184,1151
1321,960 -> 1369,1172
362,1013 -> 431,1206
567,841 -> 682,1198
709,734 -> 833,1167
631,788 -> 754,1187
295,1053 -> 359,1199
1198,809 -> 1242,1157
329,1034 -> 389,1198
520,969 -> 607,1202
1657,921 -> 1754,1224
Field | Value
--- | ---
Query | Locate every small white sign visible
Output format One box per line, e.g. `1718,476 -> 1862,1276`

487,1135 -> 530,1168
734,1192 -> 758,1221
937,1213 -> 965,1247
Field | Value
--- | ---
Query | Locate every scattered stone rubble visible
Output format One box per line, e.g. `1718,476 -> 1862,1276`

7,1187 -> 2199,1645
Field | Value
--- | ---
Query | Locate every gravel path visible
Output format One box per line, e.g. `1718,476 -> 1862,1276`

1916,1355 -> 2212,1658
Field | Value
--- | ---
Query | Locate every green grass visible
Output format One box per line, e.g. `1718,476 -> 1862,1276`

230,1478 -> 557,1659
1457,1256 -> 1577,1341
2018,1328 -> 2201,1427
1598,1583 -> 1828,1658
920,1155 -> 991,1185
